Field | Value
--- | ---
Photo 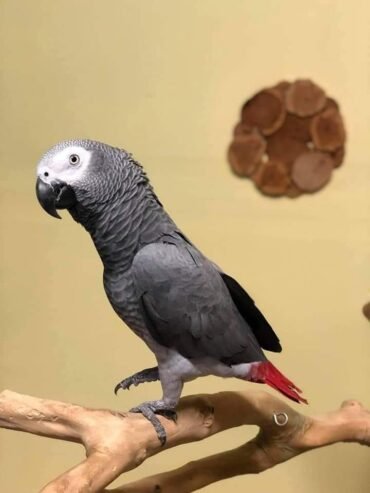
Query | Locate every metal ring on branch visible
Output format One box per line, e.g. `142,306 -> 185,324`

273,411 -> 289,426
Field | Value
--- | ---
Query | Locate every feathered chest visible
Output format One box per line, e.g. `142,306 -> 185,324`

103,268 -> 147,336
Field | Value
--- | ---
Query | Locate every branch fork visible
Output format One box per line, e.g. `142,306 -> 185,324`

0,389 -> 368,492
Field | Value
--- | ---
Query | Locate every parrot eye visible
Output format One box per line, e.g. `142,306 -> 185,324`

69,154 -> 80,166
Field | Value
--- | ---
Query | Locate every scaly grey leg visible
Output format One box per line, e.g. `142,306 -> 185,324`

130,375 -> 183,445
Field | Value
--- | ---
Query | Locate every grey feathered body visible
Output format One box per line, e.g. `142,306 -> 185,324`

55,141 -> 280,405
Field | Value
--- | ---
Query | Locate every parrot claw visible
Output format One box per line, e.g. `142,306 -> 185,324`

114,367 -> 159,394
158,408 -> 178,423
130,400 -> 177,446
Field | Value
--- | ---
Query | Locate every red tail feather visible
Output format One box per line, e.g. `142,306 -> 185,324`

250,361 -> 308,404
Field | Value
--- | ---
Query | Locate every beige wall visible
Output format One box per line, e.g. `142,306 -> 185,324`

1,1 -> 369,491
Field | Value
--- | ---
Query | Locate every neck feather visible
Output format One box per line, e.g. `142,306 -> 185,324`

70,178 -> 174,271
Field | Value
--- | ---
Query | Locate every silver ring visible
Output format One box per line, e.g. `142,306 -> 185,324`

273,412 -> 289,426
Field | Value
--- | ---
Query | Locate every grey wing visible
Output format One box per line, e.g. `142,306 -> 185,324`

132,242 -> 266,365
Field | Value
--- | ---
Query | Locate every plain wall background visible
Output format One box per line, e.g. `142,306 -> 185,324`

0,1 -> 369,491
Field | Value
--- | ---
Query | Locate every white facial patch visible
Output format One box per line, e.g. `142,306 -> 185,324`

37,145 -> 93,185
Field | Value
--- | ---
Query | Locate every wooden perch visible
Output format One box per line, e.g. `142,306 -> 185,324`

0,389 -> 369,492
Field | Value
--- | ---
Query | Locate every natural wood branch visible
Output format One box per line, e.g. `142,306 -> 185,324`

0,389 -> 369,492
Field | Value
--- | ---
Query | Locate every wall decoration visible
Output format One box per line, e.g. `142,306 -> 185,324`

228,79 -> 346,197
362,302 -> 370,321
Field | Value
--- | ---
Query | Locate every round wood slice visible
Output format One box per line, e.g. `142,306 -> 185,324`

362,302 -> 370,321
310,108 -> 346,151
274,80 -> 291,96
292,152 -> 334,192
228,131 -> 267,177
330,146 -> 345,168
286,79 -> 327,117
267,132 -> 308,168
241,89 -> 286,136
286,183 -> 303,198
279,113 -> 312,142
233,121 -> 253,136
266,112 -> 311,168
252,159 -> 290,196
325,97 -> 340,111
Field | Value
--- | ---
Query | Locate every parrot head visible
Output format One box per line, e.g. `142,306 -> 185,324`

36,139 -> 138,220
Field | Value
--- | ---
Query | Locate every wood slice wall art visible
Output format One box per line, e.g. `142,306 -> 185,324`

228,79 -> 346,197
362,302 -> 370,321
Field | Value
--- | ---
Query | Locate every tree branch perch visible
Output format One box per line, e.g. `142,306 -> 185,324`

0,389 -> 368,492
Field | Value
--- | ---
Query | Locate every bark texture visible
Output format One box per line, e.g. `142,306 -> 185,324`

0,389 -> 368,492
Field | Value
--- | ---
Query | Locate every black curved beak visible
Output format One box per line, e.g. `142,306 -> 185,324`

36,177 -> 76,219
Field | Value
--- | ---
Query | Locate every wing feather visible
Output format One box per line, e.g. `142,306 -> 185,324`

132,242 -> 266,364
220,273 -> 282,352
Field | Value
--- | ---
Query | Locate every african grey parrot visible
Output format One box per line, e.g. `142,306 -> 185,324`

35,139 -> 307,444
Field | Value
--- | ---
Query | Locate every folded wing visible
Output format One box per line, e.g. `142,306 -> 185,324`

132,241 -> 266,365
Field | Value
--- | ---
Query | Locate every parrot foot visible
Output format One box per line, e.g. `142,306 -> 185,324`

130,400 -> 177,446
114,367 -> 159,394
